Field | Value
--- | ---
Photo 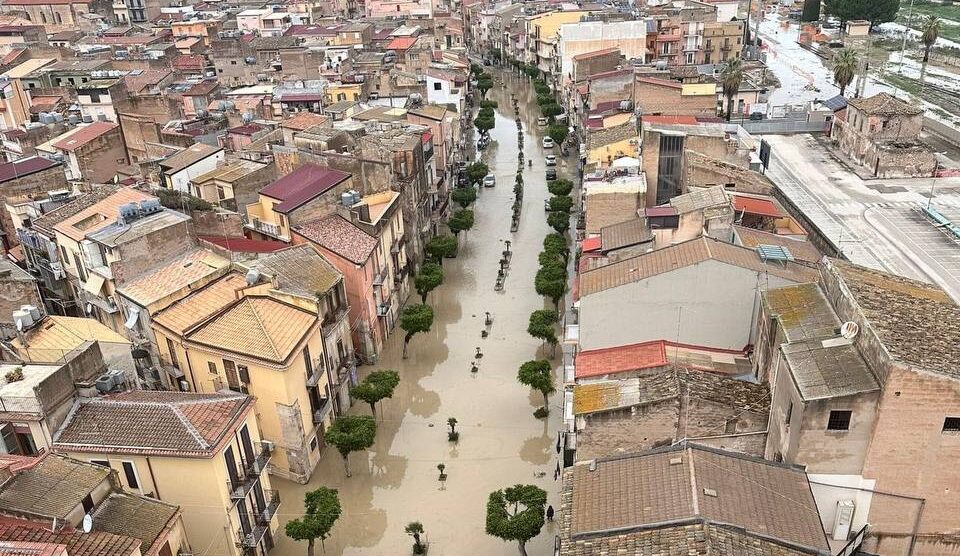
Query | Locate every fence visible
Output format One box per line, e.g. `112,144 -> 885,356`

739,119 -> 830,134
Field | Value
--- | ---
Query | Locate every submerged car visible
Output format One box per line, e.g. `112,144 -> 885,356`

545,154 -> 557,166
546,168 -> 557,181
542,137 -> 555,148
483,174 -> 496,187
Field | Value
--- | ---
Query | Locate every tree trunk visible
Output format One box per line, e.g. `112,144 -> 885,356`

369,402 -> 377,418
403,333 -> 414,358
343,453 -> 352,477
421,291 -> 428,304
307,538 -> 315,556
542,391 -> 549,410
924,44 -> 932,63
413,534 -> 422,552
725,96 -> 734,122
517,540 -> 528,556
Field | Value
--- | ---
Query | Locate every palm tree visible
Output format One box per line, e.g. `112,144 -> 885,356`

720,58 -> 744,122
921,16 -> 941,63
832,48 -> 858,97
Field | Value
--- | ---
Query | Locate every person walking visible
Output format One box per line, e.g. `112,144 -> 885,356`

546,505 -> 554,522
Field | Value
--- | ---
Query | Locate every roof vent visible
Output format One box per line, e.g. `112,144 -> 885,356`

703,488 -> 718,497
669,457 -> 682,465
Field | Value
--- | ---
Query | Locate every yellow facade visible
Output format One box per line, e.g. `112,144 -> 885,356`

325,83 -> 362,103
245,195 -> 290,241
530,10 -> 589,41
588,137 -> 638,168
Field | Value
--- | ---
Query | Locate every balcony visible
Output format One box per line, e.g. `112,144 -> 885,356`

312,397 -> 333,424
256,490 -> 281,525
321,306 -> 349,338
306,362 -> 323,388
376,300 -> 391,317
236,523 -> 268,549
227,443 -> 272,501
372,266 -> 389,287
246,218 -> 288,241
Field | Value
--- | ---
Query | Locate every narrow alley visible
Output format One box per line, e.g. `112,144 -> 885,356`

272,68 -> 572,555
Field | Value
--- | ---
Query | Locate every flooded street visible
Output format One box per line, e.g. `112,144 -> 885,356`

273,68 -> 573,556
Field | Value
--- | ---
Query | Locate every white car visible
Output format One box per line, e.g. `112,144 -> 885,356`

542,137 -> 555,149
483,174 -> 496,187
545,154 -> 557,166
537,117 -> 548,127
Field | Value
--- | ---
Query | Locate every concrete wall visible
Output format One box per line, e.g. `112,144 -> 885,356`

579,259 -> 795,351
635,79 -> 716,117
168,152 -> 225,193
584,190 -> 642,234
558,20 -> 647,84
112,219 -> 196,286
74,128 -> 128,185
0,277 -> 40,324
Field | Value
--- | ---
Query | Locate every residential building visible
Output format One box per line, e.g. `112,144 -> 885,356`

76,79 -> 128,124
36,123 -> 128,185
159,144 -> 226,193
0,58 -> 57,130
557,20 -> 648,86
190,159 -> 276,212
10,315 -> 133,375
0,0 -> 110,33
0,260 -> 41,333
702,20 -> 744,64
633,78 -> 717,120
582,169 -> 646,234
524,10 -> 591,79
53,391 -> 280,556
292,190 -> 406,363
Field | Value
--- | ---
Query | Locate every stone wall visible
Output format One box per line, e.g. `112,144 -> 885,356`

0,277 -> 40,326
634,79 -> 715,117
190,210 -> 245,237
76,128 -> 129,185
684,150 -> 773,195
112,219 -> 197,285
584,190 -> 641,234
572,51 -> 623,83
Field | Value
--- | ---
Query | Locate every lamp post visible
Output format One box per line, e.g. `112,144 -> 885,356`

899,0 -> 916,72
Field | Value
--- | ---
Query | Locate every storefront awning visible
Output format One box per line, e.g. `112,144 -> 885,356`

82,273 -> 106,296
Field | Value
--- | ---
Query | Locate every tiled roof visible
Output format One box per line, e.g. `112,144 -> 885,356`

572,47 -> 619,61
13,316 -> 129,361
732,195 -> 782,217
782,339 -> 879,401
186,296 -> 317,363
171,55 -> 205,71
198,235 -> 287,253
581,236 -> 601,252
575,340 -> 668,379
183,80 -> 218,96
152,273 -> 245,336
118,249 -> 230,309
0,455 -> 110,519
159,143 -> 222,175
386,37 -> 417,50
761,283 -> 839,343
280,111 -> 330,131
91,493 -> 179,556
565,444 -> 830,553
246,245 -> 341,300
847,92 -> 921,116
600,217 -> 652,252
259,164 -> 351,213
54,391 -> 254,457
52,187 -> 153,242
0,520 -> 139,556
31,186 -> 120,238
294,215 -> 377,264
733,226 -> 822,264
826,258 -> 960,379
0,157 -> 59,183
669,185 -> 729,214
51,122 -> 118,152
579,237 -> 818,297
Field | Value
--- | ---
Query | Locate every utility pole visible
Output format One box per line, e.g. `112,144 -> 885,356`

899,0 -> 916,72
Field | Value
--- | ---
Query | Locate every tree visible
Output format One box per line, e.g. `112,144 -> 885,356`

470,63 -> 483,76
480,99 -> 499,109
325,415 -> 376,477
547,211 -> 569,233
540,103 -> 562,118
527,309 -> 558,354
800,0 -> 820,21
485,484 -> 547,556
533,81 -> 550,95
719,58 -> 744,121
546,123 -> 569,145
426,234 -> 458,263
349,370 -> 400,418
547,179 -> 573,196
543,233 -> 569,261
400,304 -> 434,358
922,16 -> 941,63
466,162 -> 489,184
447,417 -> 459,441
517,360 -> 555,413
477,74 -> 494,97
475,115 -> 495,135
832,48 -> 858,96
448,209 -> 475,236
824,0 -> 898,30
536,93 -> 554,107
535,264 -> 566,308
451,187 -> 477,208
414,262 -> 444,303
547,195 -> 573,213
285,487 -> 342,556
406,522 -> 426,555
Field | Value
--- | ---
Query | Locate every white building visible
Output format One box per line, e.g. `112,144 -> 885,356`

557,19 -> 650,85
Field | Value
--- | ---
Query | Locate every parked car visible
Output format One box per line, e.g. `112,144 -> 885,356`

542,137 -> 555,149
749,112 -> 765,121
483,174 -> 496,187
537,117 -> 548,127
545,154 -> 557,166
546,168 -> 557,181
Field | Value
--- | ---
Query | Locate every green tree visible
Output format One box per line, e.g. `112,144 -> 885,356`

480,99 -> 499,109
406,522 -> 426,555
475,115 -> 495,135
548,195 -> 573,213
285,487 -> 342,556
527,309 -> 558,354
414,262 -> 444,303
533,81 -> 550,95
466,162 -> 489,184
547,211 -> 569,233
400,303 -> 434,358
477,74 -> 494,97
488,47 -> 503,61
485,484 -> 547,556
470,63 -> 483,76
448,209 -> 475,236
325,415 -> 376,477
535,264 -> 566,308
543,233 -> 569,261
546,123 -> 569,145
540,103 -> 562,118
922,15 -> 941,63
832,48 -> 858,96
536,93 -> 554,107
801,0 -> 820,21
451,187 -> 477,208
349,370 -> 400,418
426,234 -> 458,263
547,179 -> 573,196
720,58 -> 744,121
517,360 -> 555,413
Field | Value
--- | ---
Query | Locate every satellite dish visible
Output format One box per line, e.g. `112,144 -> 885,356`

840,321 -> 859,340
85,303 -> 93,315
82,513 -> 92,533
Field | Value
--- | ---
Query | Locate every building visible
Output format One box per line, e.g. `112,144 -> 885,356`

36,123 -> 128,185
633,78 -> 717,120
190,159 -> 276,212
702,20 -> 744,65
557,20 -> 647,86
159,144 -> 226,193
53,391 -> 280,556
0,157 -> 68,252
0,0 -> 111,33
292,190 -> 406,363
10,315 -> 133,374
830,92 -> 937,178
582,169 -> 646,234
0,259 -> 41,332
559,443 -> 830,555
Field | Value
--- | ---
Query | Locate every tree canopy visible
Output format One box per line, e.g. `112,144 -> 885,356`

720,58 -> 744,121
477,74 -> 494,97
325,415 -> 376,477
540,103 -> 562,118
466,162 -> 489,184
448,209 -> 475,236
414,262 -> 444,303
349,370 -> 400,418
922,16 -> 942,62
426,234 -> 458,263
543,233 -> 569,261
517,360 -> 555,411
527,309 -> 558,349
485,484 -> 548,556
451,187 -> 477,208
832,48 -> 858,96
400,303 -> 434,358
801,0 -> 820,21
546,211 -> 569,233
548,195 -> 573,213
546,123 -> 569,145
824,0 -> 899,28
535,267 -> 566,307
547,179 -> 573,196
406,522 -> 426,554
285,487 -> 342,556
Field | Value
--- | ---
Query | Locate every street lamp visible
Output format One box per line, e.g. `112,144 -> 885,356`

928,158 -> 942,210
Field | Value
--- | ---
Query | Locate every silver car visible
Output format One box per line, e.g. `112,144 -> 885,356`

483,174 -> 496,187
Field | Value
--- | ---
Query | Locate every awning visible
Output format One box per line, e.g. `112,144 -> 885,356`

124,307 -> 140,330
83,273 -> 106,296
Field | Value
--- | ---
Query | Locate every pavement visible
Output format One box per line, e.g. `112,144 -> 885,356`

761,134 -> 960,302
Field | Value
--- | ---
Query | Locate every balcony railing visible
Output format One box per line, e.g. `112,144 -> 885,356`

256,490 -> 281,525
246,218 -> 288,241
227,443 -> 272,501
321,306 -> 349,338
376,300 -> 391,317
372,266 -> 388,287
237,524 -> 268,549
313,398 -> 333,424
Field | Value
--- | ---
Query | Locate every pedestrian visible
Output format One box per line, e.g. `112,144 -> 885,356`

554,461 -> 560,480
546,505 -> 554,522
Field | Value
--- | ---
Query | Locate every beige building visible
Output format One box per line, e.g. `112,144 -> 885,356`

53,391 -> 279,556
701,20 -> 744,65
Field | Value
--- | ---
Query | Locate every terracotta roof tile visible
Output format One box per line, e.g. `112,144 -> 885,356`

0,455 -> 110,519
245,245 -> 341,300
575,340 -> 667,379
91,493 -> 179,556
0,521 -> 139,556
52,187 -> 153,242
294,215 -> 376,264
51,122 -> 118,152
152,273 -> 245,336
117,249 -> 230,309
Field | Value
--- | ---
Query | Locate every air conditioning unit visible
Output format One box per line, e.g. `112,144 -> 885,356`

832,500 -> 855,540
260,440 -> 274,451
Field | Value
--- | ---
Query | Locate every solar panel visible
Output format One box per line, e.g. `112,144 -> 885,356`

756,244 -> 795,262
821,95 -> 848,112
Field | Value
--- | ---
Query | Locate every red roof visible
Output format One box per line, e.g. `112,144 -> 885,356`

227,124 -> 262,136
575,340 -> 668,378
581,236 -> 601,252
172,55 -> 205,71
260,164 -> 352,213
279,93 -> 323,102
199,235 -> 286,253
644,206 -> 678,217
421,131 -> 432,145
386,37 -> 417,50
52,122 -> 119,152
643,115 -> 698,125
732,196 -> 782,218
0,156 -> 59,183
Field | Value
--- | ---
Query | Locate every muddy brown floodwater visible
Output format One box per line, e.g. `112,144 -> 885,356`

273,68 -> 575,556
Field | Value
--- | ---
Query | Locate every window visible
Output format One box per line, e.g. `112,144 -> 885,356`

943,417 -> 960,433
785,401 -> 793,425
230,60 -> 237,65
827,410 -> 852,431
90,459 -> 109,467
121,461 -> 140,489
208,361 -> 217,374
433,82 -> 442,91
166,338 -> 179,369
304,346 -> 313,377
82,494 -> 94,513
72,252 -> 87,282
238,365 -> 250,384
